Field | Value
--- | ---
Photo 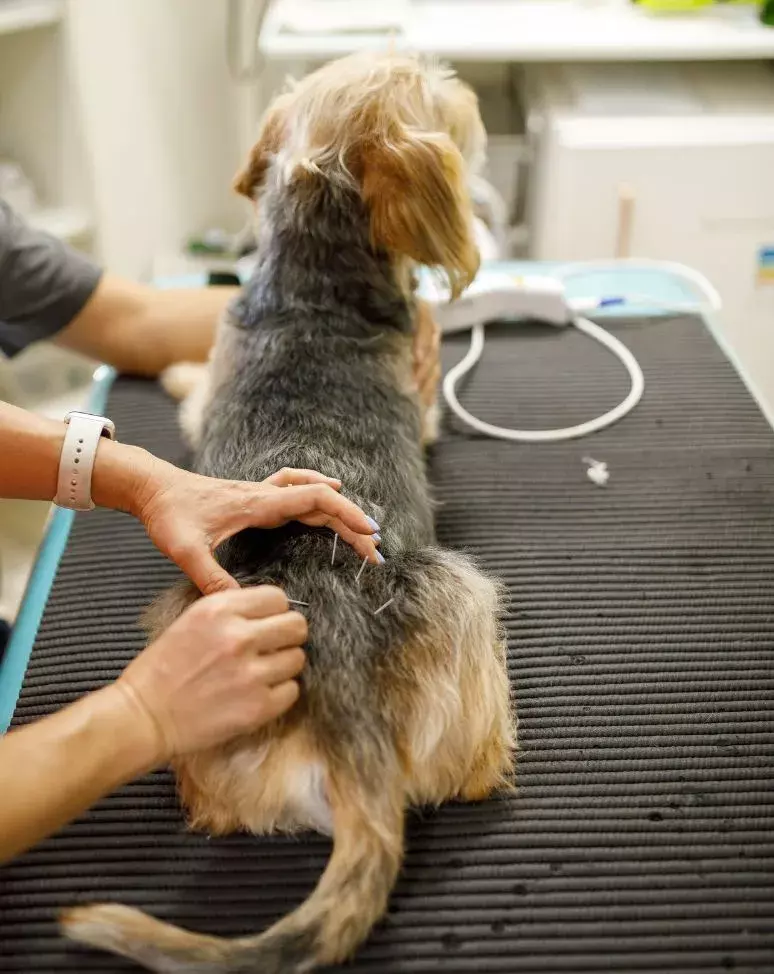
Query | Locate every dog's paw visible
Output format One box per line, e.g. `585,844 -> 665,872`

160,362 -> 206,401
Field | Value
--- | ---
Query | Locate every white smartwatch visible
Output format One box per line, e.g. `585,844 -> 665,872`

53,411 -> 117,512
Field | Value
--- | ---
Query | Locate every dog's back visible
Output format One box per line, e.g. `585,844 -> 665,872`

61,54 -> 514,974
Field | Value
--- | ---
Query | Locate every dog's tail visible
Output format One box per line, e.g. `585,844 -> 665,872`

60,768 -> 404,974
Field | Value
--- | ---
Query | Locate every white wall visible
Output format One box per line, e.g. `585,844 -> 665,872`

64,0 -> 255,279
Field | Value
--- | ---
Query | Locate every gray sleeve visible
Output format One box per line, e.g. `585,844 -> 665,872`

0,199 -> 103,357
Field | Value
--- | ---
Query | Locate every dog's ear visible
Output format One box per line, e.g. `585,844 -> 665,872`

361,129 -> 479,299
233,97 -> 290,200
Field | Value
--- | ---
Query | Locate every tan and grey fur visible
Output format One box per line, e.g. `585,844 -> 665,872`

62,53 -> 515,973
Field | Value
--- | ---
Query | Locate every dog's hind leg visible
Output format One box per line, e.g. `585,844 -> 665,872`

458,690 -> 514,801
394,550 -> 515,807
173,722 -> 336,838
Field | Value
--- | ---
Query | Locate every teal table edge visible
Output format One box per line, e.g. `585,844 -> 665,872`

2,260 -> 770,732
0,365 -> 118,731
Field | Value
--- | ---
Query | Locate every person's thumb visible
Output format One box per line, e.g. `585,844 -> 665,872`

178,546 -> 238,595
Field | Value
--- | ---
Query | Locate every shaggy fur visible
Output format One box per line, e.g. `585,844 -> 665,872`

62,53 -> 515,973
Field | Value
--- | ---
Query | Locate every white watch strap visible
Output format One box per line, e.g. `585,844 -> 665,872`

54,412 -> 116,512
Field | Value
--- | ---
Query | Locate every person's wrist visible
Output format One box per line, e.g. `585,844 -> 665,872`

91,683 -> 166,776
91,440 -> 166,517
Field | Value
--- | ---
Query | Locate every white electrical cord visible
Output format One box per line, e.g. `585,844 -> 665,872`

442,259 -> 721,443
443,313 -> 645,443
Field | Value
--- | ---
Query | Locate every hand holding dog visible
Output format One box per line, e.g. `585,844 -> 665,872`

115,586 -> 307,762
0,586 -> 307,864
132,461 -> 382,596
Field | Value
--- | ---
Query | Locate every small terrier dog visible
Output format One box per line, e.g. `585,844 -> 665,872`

62,53 -> 515,973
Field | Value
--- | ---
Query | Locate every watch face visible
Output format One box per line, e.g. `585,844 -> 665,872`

63,412 -> 116,439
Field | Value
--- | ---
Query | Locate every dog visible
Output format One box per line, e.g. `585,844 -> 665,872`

62,52 -> 516,973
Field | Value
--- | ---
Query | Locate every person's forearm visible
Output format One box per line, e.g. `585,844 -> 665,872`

56,273 -> 238,376
0,400 -> 162,512
0,684 -> 159,863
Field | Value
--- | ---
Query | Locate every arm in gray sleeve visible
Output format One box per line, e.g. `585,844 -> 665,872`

0,200 -> 103,357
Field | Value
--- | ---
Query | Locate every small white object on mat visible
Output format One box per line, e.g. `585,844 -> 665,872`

583,456 -> 610,487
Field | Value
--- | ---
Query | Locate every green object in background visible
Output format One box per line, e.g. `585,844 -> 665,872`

186,228 -> 236,257
635,0 -> 710,9
634,0 -> 759,9
762,0 -> 774,25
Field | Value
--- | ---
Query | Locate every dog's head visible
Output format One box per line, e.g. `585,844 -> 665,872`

234,53 -> 485,298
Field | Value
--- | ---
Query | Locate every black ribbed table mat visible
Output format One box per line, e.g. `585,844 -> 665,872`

2,316 -> 774,973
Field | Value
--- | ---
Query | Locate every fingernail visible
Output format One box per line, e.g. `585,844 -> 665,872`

366,516 -> 380,532
372,533 -> 381,543
375,550 -> 385,565
328,478 -> 342,486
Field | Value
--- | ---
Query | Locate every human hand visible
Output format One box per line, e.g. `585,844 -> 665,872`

113,587 -> 306,762
133,463 -> 382,595
413,301 -> 441,409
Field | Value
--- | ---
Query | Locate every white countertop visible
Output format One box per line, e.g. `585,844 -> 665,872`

259,0 -> 774,62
